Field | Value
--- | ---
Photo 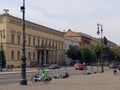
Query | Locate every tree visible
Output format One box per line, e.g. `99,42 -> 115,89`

94,45 -> 101,64
79,45 -> 96,64
67,45 -> 82,64
66,44 -> 120,66
67,45 -> 96,65
109,47 -> 120,62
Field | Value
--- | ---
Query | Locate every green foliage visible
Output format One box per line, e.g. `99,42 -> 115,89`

109,47 -> 120,62
80,45 -> 96,63
67,45 -> 82,64
66,44 -> 120,65
94,45 -> 101,59
66,45 -> 96,64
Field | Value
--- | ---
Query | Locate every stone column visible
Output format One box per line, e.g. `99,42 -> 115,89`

52,50 -> 55,64
51,51 -> 53,64
48,51 -> 51,64
39,51 -> 42,64
44,50 -> 46,65
55,50 -> 57,63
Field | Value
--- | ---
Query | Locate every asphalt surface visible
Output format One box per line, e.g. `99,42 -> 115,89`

0,66 -> 119,90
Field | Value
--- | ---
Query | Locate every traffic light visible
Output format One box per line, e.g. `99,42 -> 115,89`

103,36 -> 107,45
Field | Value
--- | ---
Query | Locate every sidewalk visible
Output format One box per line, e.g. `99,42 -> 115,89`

0,69 -> 120,90
0,67 -> 37,74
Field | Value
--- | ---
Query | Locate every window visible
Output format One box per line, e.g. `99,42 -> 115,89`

28,52 -> 31,60
41,40 -> 44,47
49,40 -> 51,47
11,34 -> 15,44
61,43 -> 63,50
59,42 -> 60,49
33,38 -> 35,46
11,50 -> 14,60
45,40 -> 47,47
38,39 -> 40,46
52,41 -> 54,47
33,52 -> 35,60
17,35 -> 20,45
17,51 -> 20,60
56,42 -> 57,48
28,37 -> 31,46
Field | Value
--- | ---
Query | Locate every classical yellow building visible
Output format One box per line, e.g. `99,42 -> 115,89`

0,11 -> 65,67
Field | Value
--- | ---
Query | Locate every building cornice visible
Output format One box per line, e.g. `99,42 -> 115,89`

0,13 -> 64,38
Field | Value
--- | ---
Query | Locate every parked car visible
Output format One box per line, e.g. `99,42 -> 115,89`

74,63 -> 84,70
74,63 -> 81,67
48,64 -> 59,69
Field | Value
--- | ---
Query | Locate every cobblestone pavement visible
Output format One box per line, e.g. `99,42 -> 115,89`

0,69 -> 120,90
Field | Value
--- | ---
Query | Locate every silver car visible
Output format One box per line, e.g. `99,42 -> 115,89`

48,64 -> 59,69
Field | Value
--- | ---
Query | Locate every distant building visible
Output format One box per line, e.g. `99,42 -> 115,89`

64,36 -> 80,65
64,29 -> 91,45
77,32 -> 91,45
65,29 -> 117,47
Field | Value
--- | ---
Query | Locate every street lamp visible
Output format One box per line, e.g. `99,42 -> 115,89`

0,30 -> 5,71
97,23 -> 104,73
20,0 -> 27,85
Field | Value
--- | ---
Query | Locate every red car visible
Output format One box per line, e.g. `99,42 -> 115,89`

74,64 -> 84,70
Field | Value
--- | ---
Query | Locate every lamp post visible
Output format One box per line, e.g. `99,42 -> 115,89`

20,0 -> 27,85
97,23 -> 104,73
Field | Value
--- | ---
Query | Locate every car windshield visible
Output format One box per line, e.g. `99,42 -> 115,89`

51,64 -> 58,67
74,63 -> 81,66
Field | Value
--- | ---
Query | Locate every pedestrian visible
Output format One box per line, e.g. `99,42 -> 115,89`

83,62 -> 87,74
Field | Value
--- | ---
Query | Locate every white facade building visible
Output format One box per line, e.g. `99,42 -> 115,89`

64,37 -> 80,65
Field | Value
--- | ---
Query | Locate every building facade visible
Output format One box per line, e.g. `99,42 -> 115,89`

65,29 -> 91,45
0,11 -> 65,67
64,36 -> 80,65
65,29 -> 117,47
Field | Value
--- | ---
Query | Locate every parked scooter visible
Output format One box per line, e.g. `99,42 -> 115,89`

31,69 -> 52,83
54,69 -> 69,79
113,69 -> 120,75
113,65 -> 120,75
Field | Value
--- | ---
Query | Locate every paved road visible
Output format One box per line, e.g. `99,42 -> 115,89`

0,66 -> 110,85
0,67 -> 119,90
0,67 -> 82,85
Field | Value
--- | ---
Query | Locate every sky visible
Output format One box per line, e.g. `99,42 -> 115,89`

0,0 -> 120,45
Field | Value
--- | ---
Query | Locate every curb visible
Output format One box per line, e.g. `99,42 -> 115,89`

0,70 -> 37,75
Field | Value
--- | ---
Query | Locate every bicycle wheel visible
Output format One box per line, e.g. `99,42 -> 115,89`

43,76 -> 51,83
31,76 -> 37,83
113,70 -> 118,75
